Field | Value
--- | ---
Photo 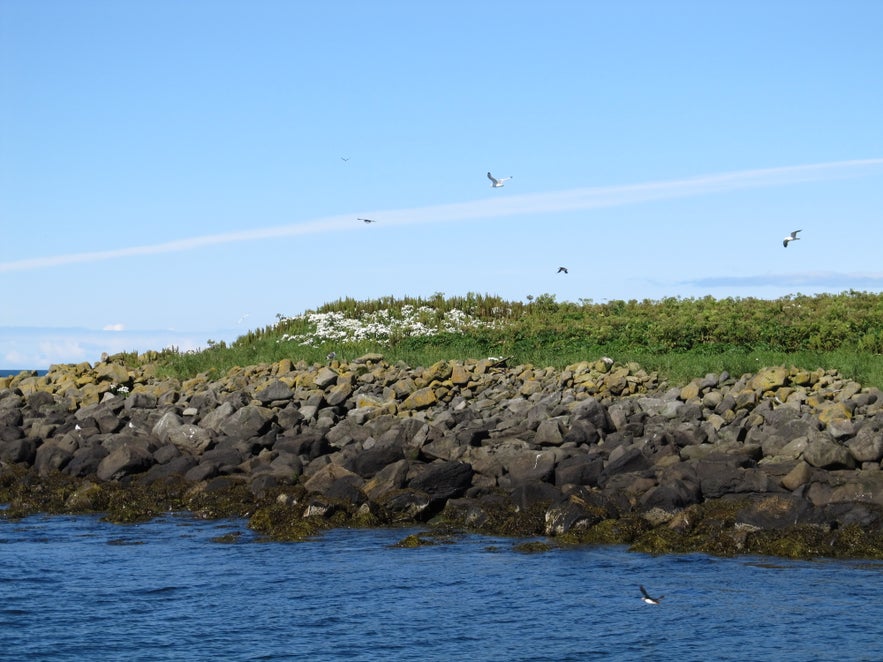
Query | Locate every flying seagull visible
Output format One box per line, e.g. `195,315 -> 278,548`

783,229 -> 802,247
340,156 -> 350,162
557,266 -> 568,274
640,585 -> 664,605
487,172 -> 512,188
358,218 -> 377,224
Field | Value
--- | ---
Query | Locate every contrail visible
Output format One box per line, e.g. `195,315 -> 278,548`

2,158 -> 881,273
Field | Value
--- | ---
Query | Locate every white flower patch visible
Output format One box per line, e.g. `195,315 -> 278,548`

278,306 -> 497,347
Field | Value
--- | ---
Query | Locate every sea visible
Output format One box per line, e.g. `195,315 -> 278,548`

1,369 -> 47,378
1,513 -> 882,662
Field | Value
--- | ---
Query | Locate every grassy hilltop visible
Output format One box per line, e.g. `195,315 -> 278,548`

153,290 -> 883,388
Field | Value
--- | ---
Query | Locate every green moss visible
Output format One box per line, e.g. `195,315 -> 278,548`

394,534 -> 437,548
248,503 -> 327,542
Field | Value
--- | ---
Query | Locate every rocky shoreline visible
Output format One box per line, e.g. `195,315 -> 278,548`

2,354 -> 883,558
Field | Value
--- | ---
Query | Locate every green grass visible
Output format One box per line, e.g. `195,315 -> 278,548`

152,290 -> 883,389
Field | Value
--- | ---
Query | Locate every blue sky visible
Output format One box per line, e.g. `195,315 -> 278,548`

2,1 -> 882,369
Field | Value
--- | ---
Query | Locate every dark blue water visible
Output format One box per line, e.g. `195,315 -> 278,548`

0,369 -> 47,377
1,514 -> 881,661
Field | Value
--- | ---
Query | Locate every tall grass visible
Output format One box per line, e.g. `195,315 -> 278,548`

156,291 -> 883,388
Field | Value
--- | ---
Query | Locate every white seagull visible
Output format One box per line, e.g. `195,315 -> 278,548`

783,229 -> 802,248
487,172 -> 512,188
640,585 -> 664,605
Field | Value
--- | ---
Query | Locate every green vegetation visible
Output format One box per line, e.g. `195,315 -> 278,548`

154,290 -> 883,388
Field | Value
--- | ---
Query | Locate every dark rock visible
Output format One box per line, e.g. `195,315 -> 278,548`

96,444 -> 154,481
324,475 -> 367,504
0,425 -> 25,442
672,422 -> 708,447
377,488 -> 432,521
362,459 -> 410,501
572,397 -> 611,432
544,497 -> 606,535
124,392 -> 158,410
803,437 -> 856,470
603,445 -> 652,478
562,419 -> 599,445
734,494 -> 813,529
409,461 -> 473,501
640,480 -> 702,511
255,380 -> 294,404
167,423 -> 213,455
554,454 -> 604,487
506,450 -> 556,485
534,417 -> 565,446
510,481 -> 563,510
34,441 -> 73,476
218,405 -> 274,440
695,456 -> 749,499
142,455 -> 197,483
275,430 -> 330,459
847,416 -> 883,463
347,443 -> 405,478
185,462 -> 221,482
200,446 -> 244,472
27,391 -> 56,412
66,444 -> 110,477
0,437 -> 36,464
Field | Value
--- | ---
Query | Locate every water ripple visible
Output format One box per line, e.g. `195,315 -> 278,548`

1,515 -> 882,661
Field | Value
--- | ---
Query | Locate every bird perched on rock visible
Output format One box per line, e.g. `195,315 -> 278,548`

640,585 -> 664,605
557,266 -> 568,274
783,229 -> 801,247
487,172 -> 512,188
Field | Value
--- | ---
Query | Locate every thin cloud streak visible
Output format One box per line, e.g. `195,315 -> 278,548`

2,158 -> 882,274
684,271 -> 883,289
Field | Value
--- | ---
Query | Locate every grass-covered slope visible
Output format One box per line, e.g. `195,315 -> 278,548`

156,290 -> 883,388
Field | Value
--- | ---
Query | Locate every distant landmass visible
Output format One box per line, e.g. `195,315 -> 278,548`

0,369 -> 48,377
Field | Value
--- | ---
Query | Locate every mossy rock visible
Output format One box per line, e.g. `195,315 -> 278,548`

394,533 -> 437,548
248,503 -> 327,541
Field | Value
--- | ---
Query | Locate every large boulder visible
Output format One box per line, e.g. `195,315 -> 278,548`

846,416 -> 883,463
217,405 -> 274,440
96,444 -> 154,481
409,461 -> 473,501
803,437 -> 856,470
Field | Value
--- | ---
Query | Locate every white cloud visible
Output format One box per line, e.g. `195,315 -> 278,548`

1,158 -> 881,274
0,327 -> 227,370
103,323 -> 126,331
682,271 -> 883,289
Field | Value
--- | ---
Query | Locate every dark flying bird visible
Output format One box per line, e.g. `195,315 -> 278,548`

340,156 -> 350,162
358,218 -> 377,224
640,585 -> 664,605
783,229 -> 801,247
487,172 -> 512,188
557,267 -> 568,274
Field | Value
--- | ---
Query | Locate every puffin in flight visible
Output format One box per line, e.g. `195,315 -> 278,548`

640,585 -> 664,605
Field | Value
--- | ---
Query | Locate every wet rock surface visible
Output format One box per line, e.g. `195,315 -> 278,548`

2,356 -> 883,558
